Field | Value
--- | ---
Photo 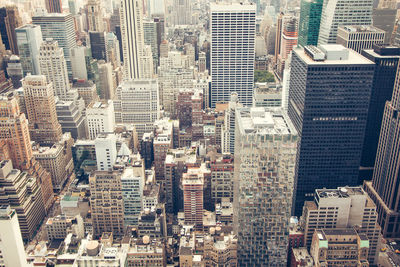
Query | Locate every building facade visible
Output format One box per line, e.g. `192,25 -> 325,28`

336,25 -> 385,53
15,24 -> 43,76
298,0 -> 323,46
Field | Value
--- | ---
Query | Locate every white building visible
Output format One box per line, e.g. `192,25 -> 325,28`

86,100 -> 115,140
120,0 -> 144,79
0,206 -> 29,267
39,38 -> 70,99
336,25 -> 385,53
234,107 -> 297,265
70,46 -> 89,80
318,0 -> 374,45
221,93 -> 242,154
121,161 -> 145,226
114,79 -> 160,138
15,24 -> 43,76
87,0 -> 104,32
210,2 -> 256,107
95,133 -> 117,171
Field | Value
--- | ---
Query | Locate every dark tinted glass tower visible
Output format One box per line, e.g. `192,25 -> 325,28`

288,45 -> 375,215
360,45 -> 400,181
89,31 -> 107,60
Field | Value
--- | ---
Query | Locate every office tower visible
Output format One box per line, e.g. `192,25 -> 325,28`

87,0 -> 104,32
89,170 -> 124,237
121,161 -> 145,226
106,32 -> 121,68
0,206 -> 29,267
97,60 -> 114,99
159,40 -> 168,58
221,93 -> 243,154
280,17 -> 298,60
89,32 -> 107,60
72,79 -> 99,107
0,160 -> 46,240
141,45 -> 154,78
153,119 -> 173,181
274,13 -> 284,65
15,25 -> 43,76
143,20 -> 159,68
310,229 -> 370,265
336,25 -> 385,53
300,187 -> 380,264
95,133 -> 117,171
0,94 -> 32,170
2,6 -> 22,55
372,8 -> 396,44
288,45 -> 375,215
210,3 -> 256,107
120,0 -> 144,79
318,0 -> 373,45
86,100 -> 115,140
32,12 -> 77,77
183,167 -> 205,230
39,39 -> 71,99
364,61 -> 400,238
114,79 -> 160,138
33,133 -> 74,191
360,45 -> 400,181
298,0 -> 323,46
23,74 -> 63,144
234,107 -> 297,265
173,0 -> 191,25
70,46 -> 91,80
6,55 -> 23,88
55,98 -> 87,140
210,154 -> 234,205
45,0 -> 63,13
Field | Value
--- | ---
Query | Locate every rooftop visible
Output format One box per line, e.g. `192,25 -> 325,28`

340,25 -> 385,33
210,2 -> 256,12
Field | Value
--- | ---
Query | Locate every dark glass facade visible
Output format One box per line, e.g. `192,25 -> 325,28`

288,47 -> 375,215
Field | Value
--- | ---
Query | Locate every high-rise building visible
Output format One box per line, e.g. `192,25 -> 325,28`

45,0 -> 63,13
221,93 -> 242,154
89,170 -> 124,237
32,12 -> 77,77
89,32 -> 107,61
6,55 -> 23,88
210,3 -> 256,107
15,25 -> 43,76
318,0 -> 373,45
121,159 -> 145,226
300,186 -> 381,264
0,160 -> 46,241
173,0 -> 191,25
336,25 -> 385,53
1,6 -> 22,55
86,100 -> 115,140
274,13 -> 284,65
280,16 -> 298,60
372,8 -> 396,44
298,0 -> 323,47
0,206 -> 29,267
114,79 -> 160,138
72,79 -> 99,107
288,45 -> 375,215
87,0 -> 104,32
70,46 -> 91,80
120,0 -> 144,79
364,60 -> 400,238
23,74 -> 63,144
97,60 -> 115,99
360,45 -> 400,181
234,107 -> 298,265
39,39 -> 71,99
183,167 -> 205,230
143,20 -> 159,69
210,154 -> 234,205
55,98 -> 87,140
95,133 -> 117,171
106,32 -> 121,68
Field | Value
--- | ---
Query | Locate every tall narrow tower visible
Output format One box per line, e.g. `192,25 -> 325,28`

87,0 -> 104,32
23,74 -> 63,145
210,2 -> 256,107
364,61 -> 400,238
120,0 -> 144,79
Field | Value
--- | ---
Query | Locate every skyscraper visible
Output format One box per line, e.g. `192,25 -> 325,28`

120,0 -> 144,79
87,0 -> 104,32
173,0 -> 192,25
89,31 -> 107,60
15,25 -> 43,76
210,3 -> 256,107
23,74 -> 63,145
364,60 -> 400,238
360,45 -> 400,180
45,0 -> 63,13
288,45 -> 375,215
32,12 -> 77,77
298,0 -> 323,46
183,167 -> 205,230
336,25 -> 385,53
234,107 -> 297,265
318,0 -> 373,45
0,206 -> 29,267
39,39 -> 71,99
0,6 -> 22,55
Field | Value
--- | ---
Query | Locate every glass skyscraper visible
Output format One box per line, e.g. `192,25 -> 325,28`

298,0 -> 323,47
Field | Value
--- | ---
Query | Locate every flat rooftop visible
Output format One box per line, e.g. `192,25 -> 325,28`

340,25 -> 385,33
210,2 -> 256,12
236,107 -> 297,136
316,186 -> 365,199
